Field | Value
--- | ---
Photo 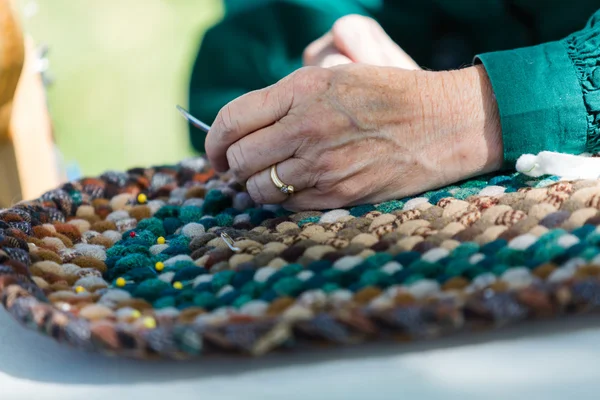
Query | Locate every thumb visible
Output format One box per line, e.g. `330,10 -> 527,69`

332,15 -> 420,70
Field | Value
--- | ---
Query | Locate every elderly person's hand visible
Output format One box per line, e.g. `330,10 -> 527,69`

302,14 -> 420,70
205,62 -> 503,211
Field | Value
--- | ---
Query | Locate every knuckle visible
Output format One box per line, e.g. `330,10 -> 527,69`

333,14 -> 372,34
295,115 -> 320,138
246,176 -> 268,205
213,103 -> 239,139
317,152 -> 337,172
291,66 -> 333,96
302,45 -> 317,65
331,180 -> 356,201
226,142 -> 247,178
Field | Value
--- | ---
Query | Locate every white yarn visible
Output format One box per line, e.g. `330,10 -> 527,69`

516,151 -> 600,179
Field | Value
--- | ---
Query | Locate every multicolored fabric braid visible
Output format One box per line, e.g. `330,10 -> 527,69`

2,156 -> 600,359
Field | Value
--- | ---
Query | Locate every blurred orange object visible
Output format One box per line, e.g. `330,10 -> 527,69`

0,0 -> 61,208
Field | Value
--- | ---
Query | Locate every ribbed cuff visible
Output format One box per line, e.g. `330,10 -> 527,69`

563,23 -> 600,153
475,41 -> 588,169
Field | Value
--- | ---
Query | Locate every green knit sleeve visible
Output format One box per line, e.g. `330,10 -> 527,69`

475,9 -> 600,169
187,0 -> 374,153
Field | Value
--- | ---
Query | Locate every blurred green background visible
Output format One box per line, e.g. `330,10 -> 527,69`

17,0 -> 224,176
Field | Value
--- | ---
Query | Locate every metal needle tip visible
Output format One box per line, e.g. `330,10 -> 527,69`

176,105 -> 211,133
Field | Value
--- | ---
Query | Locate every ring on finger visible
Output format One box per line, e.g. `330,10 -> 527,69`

270,164 -> 295,195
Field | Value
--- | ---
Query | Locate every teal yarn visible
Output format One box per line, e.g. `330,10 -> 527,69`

298,216 -> 320,227
199,217 -> 218,229
179,206 -> 203,224
364,253 -> 393,269
172,266 -> 206,281
278,263 -> 303,276
322,283 -> 340,293
464,266 -> 487,280
308,260 -> 332,273
394,251 -> 421,266
232,294 -> 252,308
496,248 -> 526,266
491,264 -> 510,276
124,267 -> 157,282
376,199 -> 404,213
322,268 -> 344,285
161,245 -> 191,256
461,179 -> 488,189
230,269 -> 255,288
68,189 -> 83,208
211,270 -> 235,292
572,224 -> 595,240
359,270 -> 393,287
403,273 -> 426,285
444,259 -> 473,277
176,288 -> 196,304
215,213 -> 234,227
114,253 -> 152,269
249,209 -> 276,226
166,261 -> 197,272
273,277 -> 304,296
108,254 -> 152,280
408,260 -> 444,278
481,239 -> 508,255
133,279 -> 171,302
124,230 -> 156,246
106,244 -> 150,258
136,217 -> 166,237
586,232 -> 600,246
168,235 -> 191,248
428,191 -> 451,204
154,296 -> 176,309
453,187 -> 481,200
451,242 -> 480,259
150,253 -> 171,264
265,265 -> 303,288
218,289 -> 241,305
222,207 -> 241,216
193,292 -> 218,310
240,281 -> 261,297
105,256 -> 120,269
349,204 -> 376,217
154,205 -> 180,219
163,217 -> 183,236
202,190 -> 232,216
580,247 -> 600,261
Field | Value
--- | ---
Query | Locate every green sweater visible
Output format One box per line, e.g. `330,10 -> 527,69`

188,0 -> 600,169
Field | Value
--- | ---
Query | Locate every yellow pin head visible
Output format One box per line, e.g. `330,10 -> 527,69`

143,317 -> 156,329
116,277 -> 127,287
75,286 -> 86,294
173,281 -> 183,290
131,309 -> 141,319
137,193 -> 148,204
155,262 -> 164,272
157,236 -> 166,245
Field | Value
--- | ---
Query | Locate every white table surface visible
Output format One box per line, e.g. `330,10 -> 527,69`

2,308 -> 600,400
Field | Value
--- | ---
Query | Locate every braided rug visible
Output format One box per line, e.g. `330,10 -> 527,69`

1,157 -> 600,359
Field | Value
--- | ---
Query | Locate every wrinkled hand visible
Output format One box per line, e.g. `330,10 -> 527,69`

205,64 -> 502,211
303,14 -> 420,70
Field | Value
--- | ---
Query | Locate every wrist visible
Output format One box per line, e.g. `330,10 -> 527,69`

434,65 -> 504,178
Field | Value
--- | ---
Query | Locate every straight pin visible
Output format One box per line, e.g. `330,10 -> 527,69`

176,105 -> 211,133
220,232 -> 241,252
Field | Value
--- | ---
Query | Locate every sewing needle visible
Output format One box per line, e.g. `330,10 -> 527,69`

176,105 -> 211,133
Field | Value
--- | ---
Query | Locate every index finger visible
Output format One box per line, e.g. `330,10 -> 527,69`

206,78 -> 295,172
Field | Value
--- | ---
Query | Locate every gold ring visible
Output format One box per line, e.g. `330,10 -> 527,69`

270,165 -> 294,195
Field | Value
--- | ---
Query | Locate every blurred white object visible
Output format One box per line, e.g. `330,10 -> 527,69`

516,151 -> 600,180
